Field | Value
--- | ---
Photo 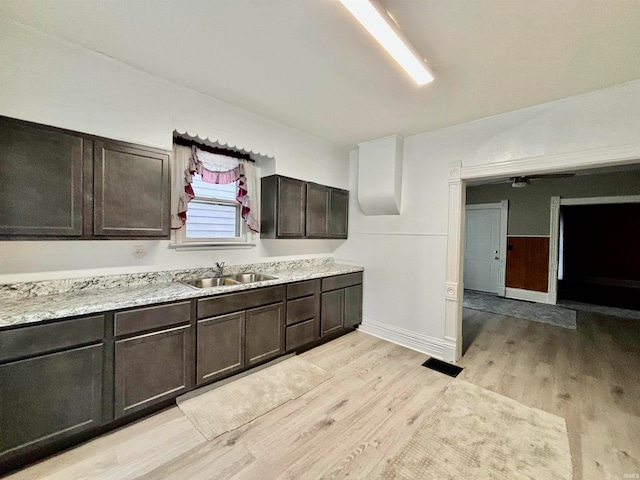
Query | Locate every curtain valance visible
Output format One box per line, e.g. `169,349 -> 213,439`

171,144 -> 259,233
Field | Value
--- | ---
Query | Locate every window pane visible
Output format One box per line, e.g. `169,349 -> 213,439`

191,174 -> 237,200
186,200 -> 239,239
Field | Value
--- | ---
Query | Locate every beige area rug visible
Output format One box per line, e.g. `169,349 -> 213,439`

177,356 -> 331,440
381,380 -> 573,480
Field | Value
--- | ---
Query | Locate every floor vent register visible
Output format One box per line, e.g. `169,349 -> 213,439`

422,358 -> 463,378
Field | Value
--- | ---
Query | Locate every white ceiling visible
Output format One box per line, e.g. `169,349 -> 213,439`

2,0 -> 640,148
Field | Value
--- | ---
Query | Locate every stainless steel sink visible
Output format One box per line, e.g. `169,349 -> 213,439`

182,277 -> 240,288
226,273 -> 277,283
182,272 -> 276,288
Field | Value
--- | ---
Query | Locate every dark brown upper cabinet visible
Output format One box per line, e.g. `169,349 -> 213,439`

93,140 -> 170,237
328,188 -> 349,239
0,115 -> 170,240
306,183 -> 330,238
261,175 -> 306,238
261,174 -> 348,239
0,116 -> 86,237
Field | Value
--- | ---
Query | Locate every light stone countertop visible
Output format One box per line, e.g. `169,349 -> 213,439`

0,263 -> 363,329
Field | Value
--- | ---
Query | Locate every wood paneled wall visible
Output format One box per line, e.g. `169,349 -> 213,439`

506,237 -> 550,292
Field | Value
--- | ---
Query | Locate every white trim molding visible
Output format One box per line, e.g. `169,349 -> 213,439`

465,202 -> 503,210
505,287 -> 555,305
499,199 -> 508,296
461,143 -> 640,180
358,318 -> 444,360
560,195 -> 640,206
447,143 -> 640,362
443,162 -> 465,363
548,196 -> 561,305
548,193 -> 640,303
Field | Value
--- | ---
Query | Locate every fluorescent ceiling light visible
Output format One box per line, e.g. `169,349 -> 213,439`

340,0 -> 434,86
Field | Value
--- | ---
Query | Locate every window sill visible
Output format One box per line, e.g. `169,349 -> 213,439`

168,242 -> 256,251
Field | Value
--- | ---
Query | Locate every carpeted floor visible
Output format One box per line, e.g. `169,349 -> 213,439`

463,290 -> 577,329
378,380 -> 573,480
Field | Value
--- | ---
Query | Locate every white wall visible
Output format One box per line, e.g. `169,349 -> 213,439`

335,79 -> 640,358
3,18 -> 640,358
0,19 -> 349,283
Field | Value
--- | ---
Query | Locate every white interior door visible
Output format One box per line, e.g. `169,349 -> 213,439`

464,206 -> 504,294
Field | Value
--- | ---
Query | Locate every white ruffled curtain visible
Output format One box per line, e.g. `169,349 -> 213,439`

171,144 -> 259,233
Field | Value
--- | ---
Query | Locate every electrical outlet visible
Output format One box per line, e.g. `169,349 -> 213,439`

133,245 -> 146,258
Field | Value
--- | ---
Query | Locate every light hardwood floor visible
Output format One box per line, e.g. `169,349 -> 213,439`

5,309 -> 640,480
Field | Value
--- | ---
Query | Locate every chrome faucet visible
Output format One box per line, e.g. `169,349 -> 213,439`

214,262 -> 225,278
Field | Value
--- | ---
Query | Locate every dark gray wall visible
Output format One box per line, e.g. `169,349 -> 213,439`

466,170 -> 640,235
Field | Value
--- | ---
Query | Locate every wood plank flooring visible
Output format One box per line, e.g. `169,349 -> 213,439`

5,308 -> 640,480
459,308 -> 640,480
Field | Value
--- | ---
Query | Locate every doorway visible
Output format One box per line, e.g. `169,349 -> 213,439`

552,196 -> 640,310
464,202 -> 508,296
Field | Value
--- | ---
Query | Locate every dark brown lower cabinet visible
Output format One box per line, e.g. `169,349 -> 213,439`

320,273 -> 363,337
284,279 -> 320,352
196,287 -> 286,385
0,343 -> 104,459
114,324 -> 191,418
1,273 -> 362,473
197,312 -> 245,386
344,284 -> 363,327
285,319 -> 317,350
321,289 -> 345,336
246,303 -> 284,366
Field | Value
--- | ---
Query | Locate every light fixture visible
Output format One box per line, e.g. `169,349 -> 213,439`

511,177 -> 530,188
340,0 -> 434,86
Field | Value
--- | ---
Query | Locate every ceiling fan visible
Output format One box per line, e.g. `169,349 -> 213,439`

490,173 -> 576,188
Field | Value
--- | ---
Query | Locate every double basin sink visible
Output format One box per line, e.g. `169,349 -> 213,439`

182,273 -> 276,289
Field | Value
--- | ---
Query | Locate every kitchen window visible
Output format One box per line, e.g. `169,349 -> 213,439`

183,175 -> 245,242
171,140 -> 259,247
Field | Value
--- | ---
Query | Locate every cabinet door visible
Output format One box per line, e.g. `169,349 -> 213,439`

344,284 -> 363,327
305,183 -> 329,238
246,303 -> 284,366
328,188 -> 349,239
0,116 -> 85,237
0,344 -> 104,458
94,140 -> 170,237
276,176 -> 306,238
197,312 -> 245,386
321,289 -> 344,336
114,325 -> 191,418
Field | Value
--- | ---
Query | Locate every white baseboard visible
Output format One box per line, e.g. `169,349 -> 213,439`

357,317 -> 444,360
505,287 -> 554,305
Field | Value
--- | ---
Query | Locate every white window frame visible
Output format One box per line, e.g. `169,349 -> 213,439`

175,177 -> 249,246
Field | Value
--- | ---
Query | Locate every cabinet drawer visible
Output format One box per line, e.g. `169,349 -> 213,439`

286,295 -> 318,326
286,319 -> 317,351
197,286 -> 285,319
287,279 -> 320,299
321,272 -> 363,292
114,301 -> 190,337
0,315 -> 104,363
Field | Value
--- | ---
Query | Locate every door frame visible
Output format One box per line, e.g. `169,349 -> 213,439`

443,144 -> 640,363
548,194 -> 640,305
464,201 -> 508,296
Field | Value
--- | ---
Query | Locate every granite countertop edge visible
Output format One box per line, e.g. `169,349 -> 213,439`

0,264 -> 364,329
